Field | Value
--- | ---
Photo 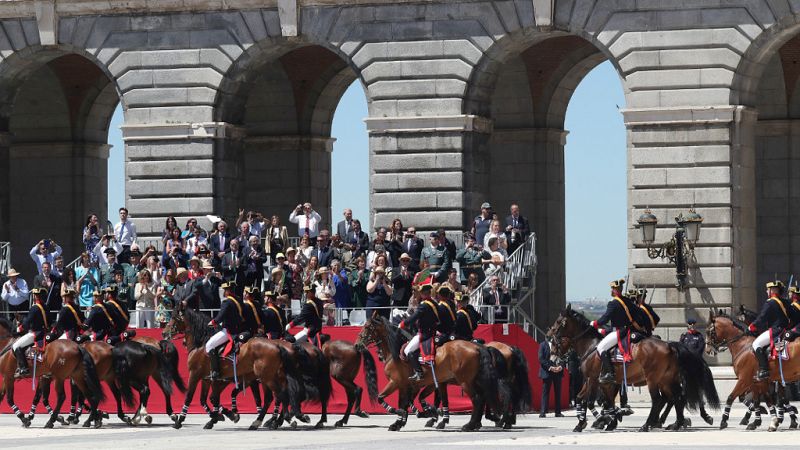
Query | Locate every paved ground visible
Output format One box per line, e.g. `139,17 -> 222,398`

0,405 -> 798,449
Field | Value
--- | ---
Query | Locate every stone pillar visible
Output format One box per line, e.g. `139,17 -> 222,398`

488,127 -> 567,328
9,141 -> 109,274
242,135 -> 334,230
624,106 -> 757,343
0,133 -> 10,244
366,115 -> 492,232
122,122 -> 243,244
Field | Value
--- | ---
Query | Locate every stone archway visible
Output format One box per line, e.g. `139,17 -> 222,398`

463,32 -> 627,328
0,49 -> 120,275
214,40 -> 367,230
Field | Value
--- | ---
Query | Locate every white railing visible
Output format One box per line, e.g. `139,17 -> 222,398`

0,242 -> 10,276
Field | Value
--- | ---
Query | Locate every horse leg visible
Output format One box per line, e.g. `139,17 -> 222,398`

748,394 -> 763,431
204,381 -> 225,430
44,378 -> 67,429
6,382 -> 31,427
334,377 -> 356,428
221,382 -> 241,423
108,384 -> 130,424
786,399 -> 798,429
135,382 -> 151,426
572,381 -> 593,433
436,386 -> 450,430
27,382 -> 43,421
639,385 -> 662,432
461,386 -> 484,432
769,387 -> 782,432
353,386 -> 369,418
249,385 -> 271,430
173,373 -> 201,429
721,378 -> 751,430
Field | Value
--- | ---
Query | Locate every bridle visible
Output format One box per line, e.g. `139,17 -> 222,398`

706,318 -> 747,358
357,321 -> 387,360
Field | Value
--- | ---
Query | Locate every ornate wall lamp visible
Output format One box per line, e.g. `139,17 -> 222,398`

636,208 -> 703,291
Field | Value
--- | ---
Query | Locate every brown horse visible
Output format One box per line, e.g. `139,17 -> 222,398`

323,339 -> 379,427
356,315 -> 507,431
705,310 -> 800,431
548,305 -> 719,432
164,305 -> 300,430
35,339 -> 106,428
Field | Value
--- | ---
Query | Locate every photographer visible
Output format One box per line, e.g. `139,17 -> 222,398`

30,238 -> 62,274
366,266 -> 393,320
289,202 -> 322,245
456,234 -> 485,284
93,234 -> 123,269
82,214 -> 102,263
1,268 -> 28,322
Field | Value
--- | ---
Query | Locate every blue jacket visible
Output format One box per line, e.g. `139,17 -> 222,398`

538,341 -> 562,380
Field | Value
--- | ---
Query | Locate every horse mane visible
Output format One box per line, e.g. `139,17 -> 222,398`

184,307 -> 213,350
716,312 -> 747,332
565,307 -> 601,339
379,316 -> 407,360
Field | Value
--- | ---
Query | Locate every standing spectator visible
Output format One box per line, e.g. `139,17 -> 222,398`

472,202 -> 493,247
285,248 -> 303,300
302,256 -> 319,288
99,247 -> 125,287
482,237 -> 506,278
330,259 -> 351,323
188,261 -> 222,311
344,219 -> 369,259
330,234 -> 352,270
349,257 -> 369,308
1,268 -> 29,321
188,257 -> 203,280
146,255 -> 163,286
421,232 -> 451,283
236,209 -> 267,238
236,221 -> 255,253
93,235 -> 123,269
366,266 -> 393,320
437,228 -> 457,262
165,228 -> 184,259
297,235 -> 313,267
161,216 -> 179,249
155,269 -> 176,328
266,266 -> 291,299
60,267 -> 78,299
370,227 -> 388,252
311,230 -> 334,268
445,268 -> 464,295
390,253 -> 415,308
464,273 -> 481,297
184,219 -> 206,257
386,225 -> 404,267
243,235 -> 266,289
221,238 -> 245,291
482,275 -> 510,322
456,234 -> 486,284
314,267 -> 337,324
401,227 -> 424,270
265,215 -> 289,260
30,238 -> 63,274
538,337 -> 564,418
209,220 -> 231,267
75,253 -> 100,309
484,219 -> 509,253
505,203 -> 530,253
289,202 -> 322,244
387,218 -> 404,243
82,214 -> 102,263
34,261 -> 61,319
336,208 -> 354,238
114,207 -> 137,264
134,269 -> 157,328
53,255 -> 65,278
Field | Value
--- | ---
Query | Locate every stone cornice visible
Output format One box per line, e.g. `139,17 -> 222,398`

121,122 -> 245,142
9,141 -> 110,158
364,115 -> 493,134
621,106 -> 758,126
244,135 -> 336,152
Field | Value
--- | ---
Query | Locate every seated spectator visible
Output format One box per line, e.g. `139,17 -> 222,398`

1,268 -> 29,320
30,238 -> 63,274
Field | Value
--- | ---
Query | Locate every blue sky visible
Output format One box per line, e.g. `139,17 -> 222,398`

106,61 -> 626,301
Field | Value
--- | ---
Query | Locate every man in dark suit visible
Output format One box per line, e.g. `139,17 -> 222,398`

482,275 -> 510,322
538,337 -> 564,418
221,238 -> 245,297
308,229 -> 333,268
505,203 -> 531,254
401,227 -> 424,270
33,261 -> 61,322
336,208 -> 354,239
210,221 -> 231,268
344,219 -> 370,259
390,253 -> 416,308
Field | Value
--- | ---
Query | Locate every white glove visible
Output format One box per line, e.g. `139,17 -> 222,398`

285,323 -> 291,332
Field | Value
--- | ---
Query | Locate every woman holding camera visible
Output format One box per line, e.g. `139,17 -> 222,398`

366,266 -> 393,320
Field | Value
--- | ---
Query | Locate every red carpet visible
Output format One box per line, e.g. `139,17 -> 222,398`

1,324 -> 568,414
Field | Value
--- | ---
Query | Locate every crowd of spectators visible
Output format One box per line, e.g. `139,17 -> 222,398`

1,202 -> 531,328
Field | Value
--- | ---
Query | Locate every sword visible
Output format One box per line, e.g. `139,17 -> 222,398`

429,360 -> 440,390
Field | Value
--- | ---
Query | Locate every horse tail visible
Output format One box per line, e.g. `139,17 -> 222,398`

148,344 -> 174,397
357,345 -> 379,404
292,343 -> 325,403
112,345 -> 135,407
476,345 -> 505,413
77,345 -> 106,405
277,345 -> 301,403
159,339 -> 186,393
670,341 -> 720,411
510,346 -> 533,413
316,346 -> 332,407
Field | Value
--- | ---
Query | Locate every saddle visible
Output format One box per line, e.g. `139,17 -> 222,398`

105,329 -> 136,346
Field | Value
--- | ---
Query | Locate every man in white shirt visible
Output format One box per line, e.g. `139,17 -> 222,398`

289,202 -> 322,244
1,268 -> 29,319
93,237 -> 123,269
114,207 -> 137,264
29,239 -> 62,274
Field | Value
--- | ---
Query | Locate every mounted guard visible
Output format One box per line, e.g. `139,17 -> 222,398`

205,280 -> 243,380
590,278 -> 642,384
11,287 -> 49,378
748,280 -> 790,381
399,278 -> 439,381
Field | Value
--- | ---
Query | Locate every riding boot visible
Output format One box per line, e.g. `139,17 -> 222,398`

754,347 -> 770,381
598,351 -> 615,384
407,350 -> 424,381
13,347 -> 29,378
208,348 -> 221,380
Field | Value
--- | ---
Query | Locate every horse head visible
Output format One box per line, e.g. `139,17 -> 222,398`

548,303 -> 589,341
705,311 -> 743,356
356,312 -> 386,349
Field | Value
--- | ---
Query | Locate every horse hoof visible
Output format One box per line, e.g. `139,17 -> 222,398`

388,422 -> 400,432
461,423 -> 477,432
425,418 -> 436,428
739,417 -> 750,426
203,421 -> 215,430
314,420 -> 325,429
334,420 -> 344,428
639,425 -> 650,432
719,420 -> 728,430
82,420 -> 91,428
248,420 -> 262,431
684,418 -> 692,428
703,415 -> 714,426
44,420 -> 54,429
573,420 -> 587,433
605,420 -> 618,432
298,414 -> 310,423
173,421 -> 183,430
436,420 -> 448,430
502,420 -> 513,430
94,420 -> 102,429
263,418 -> 275,428
290,421 -> 297,429
21,418 -> 31,428
746,423 -> 758,431
355,410 -> 369,419
145,415 -> 153,425
790,420 -> 798,429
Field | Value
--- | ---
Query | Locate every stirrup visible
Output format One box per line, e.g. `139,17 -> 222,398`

599,372 -> 615,384
14,368 -> 30,379
754,370 -> 769,381
408,371 -> 423,381
208,371 -> 221,381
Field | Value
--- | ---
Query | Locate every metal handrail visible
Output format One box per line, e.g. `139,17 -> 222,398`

0,242 -> 10,276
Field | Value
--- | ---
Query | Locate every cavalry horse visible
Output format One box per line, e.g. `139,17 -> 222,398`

706,310 -> 800,431
322,339 -> 379,427
548,304 -> 719,432
164,303 -> 300,430
356,315 -> 508,431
